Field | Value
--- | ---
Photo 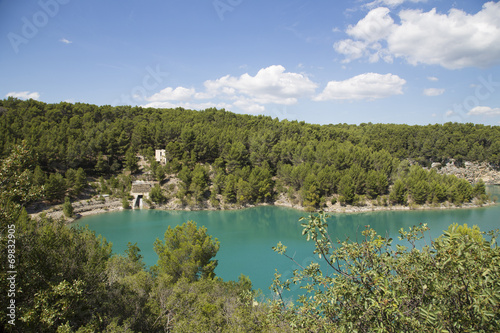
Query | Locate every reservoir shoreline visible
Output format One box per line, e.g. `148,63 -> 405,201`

30,193 -> 497,223
28,160 -> 500,222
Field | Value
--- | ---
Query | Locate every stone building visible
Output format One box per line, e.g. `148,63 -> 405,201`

155,149 -> 167,165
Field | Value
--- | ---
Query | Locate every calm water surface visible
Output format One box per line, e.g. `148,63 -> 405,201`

74,186 -> 500,294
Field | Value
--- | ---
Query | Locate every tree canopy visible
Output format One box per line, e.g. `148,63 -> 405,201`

153,221 -> 220,282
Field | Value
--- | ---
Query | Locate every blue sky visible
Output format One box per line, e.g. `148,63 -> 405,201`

1,0 -> 500,125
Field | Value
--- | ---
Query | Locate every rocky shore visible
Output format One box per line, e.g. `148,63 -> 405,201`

29,197 -> 124,222
31,191 -> 496,224
29,160 -> 499,222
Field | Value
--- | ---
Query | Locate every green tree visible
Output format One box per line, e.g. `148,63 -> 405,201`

45,173 -> 66,201
410,179 -> 429,204
124,147 -> 139,174
95,152 -> 109,175
225,142 -> 247,173
153,221 -> 220,283
449,178 -> 473,204
33,165 -> 47,187
248,164 -> 274,203
338,174 -> 355,205
389,178 -> 407,205
149,274 -> 265,333
365,170 -> 380,199
122,196 -> 131,209
473,179 -> 486,197
65,168 -> 77,192
0,142 -> 43,228
222,174 -> 237,203
178,166 -> 192,192
190,164 -> 209,202
104,243 -> 153,332
271,213 -> 500,332
430,180 -> 447,203
155,164 -> 166,182
74,167 -> 88,195
236,178 -> 253,204
62,196 -> 74,217
302,183 -> 321,211
1,214 -> 112,332
149,184 -> 166,204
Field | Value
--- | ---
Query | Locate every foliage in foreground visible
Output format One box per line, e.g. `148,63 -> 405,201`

271,213 -> 500,332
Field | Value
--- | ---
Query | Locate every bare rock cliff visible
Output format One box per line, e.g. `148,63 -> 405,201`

432,160 -> 500,184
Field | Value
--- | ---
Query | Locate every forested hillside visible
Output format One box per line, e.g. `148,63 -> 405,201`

1,97 -> 498,209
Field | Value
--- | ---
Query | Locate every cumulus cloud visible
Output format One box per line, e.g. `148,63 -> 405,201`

6,91 -> 40,100
143,66 -> 406,113
423,88 -> 445,96
232,98 -> 266,113
146,87 -> 195,102
347,7 -> 395,43
335,2 -> 500,69
314,73 -> 406,101
427,76 -> 439,81
143,65 -> 318,113
60,38 -> 72,44
468,106 -> 500,116
203,65 -> 318,105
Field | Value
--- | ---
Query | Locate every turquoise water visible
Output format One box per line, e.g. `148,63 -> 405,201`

74,186 -> 500,294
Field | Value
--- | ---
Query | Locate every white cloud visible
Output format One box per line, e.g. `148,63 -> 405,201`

468,106 -> 500,116
143,67 -> 405,113
232,98 -> 266,113
60,38 -> 72,44
427,76 -> 439,81
146,87 -> 195,102
346,7 -> 395,43
314,73 -> 406,101
204,65 -> 318,105
142,65 -> 317,113
335,2 -> 500,69
334,39 -> 370,62
6,91 -> 40,100
423,88 -> 445,96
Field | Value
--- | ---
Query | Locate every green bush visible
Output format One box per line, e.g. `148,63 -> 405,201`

271,213 -> 500,332
62,196 -> 74,217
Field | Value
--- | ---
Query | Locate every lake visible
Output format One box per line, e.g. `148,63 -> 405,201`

74,186 -> 500,295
